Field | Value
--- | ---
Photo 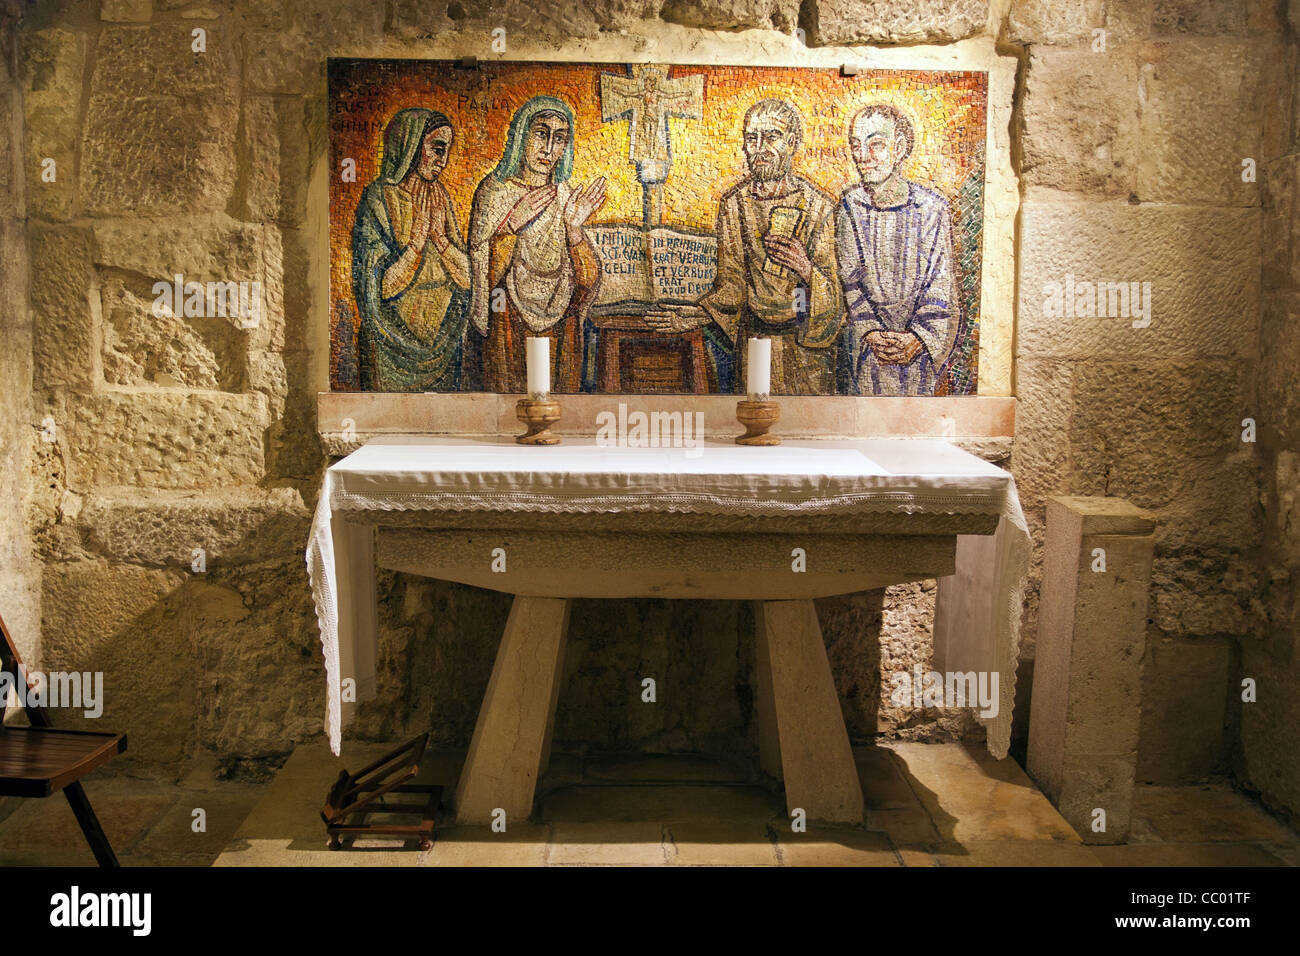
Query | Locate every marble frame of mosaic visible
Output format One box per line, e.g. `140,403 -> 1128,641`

310,36 -> 1018,431
316,393 -> 1017,447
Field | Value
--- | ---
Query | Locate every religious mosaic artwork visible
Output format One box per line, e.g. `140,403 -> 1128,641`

328,59 -> 988,396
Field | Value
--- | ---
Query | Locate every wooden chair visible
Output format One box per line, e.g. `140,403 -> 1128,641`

0,613 -> 126,867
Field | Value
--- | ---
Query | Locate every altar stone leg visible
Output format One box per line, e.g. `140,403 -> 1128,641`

757,600 -> 864,825
454,595 -> 571,826
752,603 -> 783,781
333,518 -> 378,723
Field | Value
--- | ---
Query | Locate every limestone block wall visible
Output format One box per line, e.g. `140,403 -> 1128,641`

0,7 -> 40,661
1248,1 -> 1300,823
14,0 -> 324,774
0,0 -> 1293,821
1009,0 -> 1292,798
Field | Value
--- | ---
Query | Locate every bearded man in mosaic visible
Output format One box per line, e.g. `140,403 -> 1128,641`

646,98 -> 843,394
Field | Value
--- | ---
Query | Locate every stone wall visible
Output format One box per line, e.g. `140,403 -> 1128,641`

1247,1 -> 1300,824
0,8 -> 38,829
2,0 -> 1295,820
15,0 -> 324,775
1009,0 -> 1292,801
0,7 -> 40,665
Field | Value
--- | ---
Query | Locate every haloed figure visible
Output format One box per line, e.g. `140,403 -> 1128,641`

646,98 -> 842,395
835,103 -> 957,396
467,96 -> 607,393
352,108 -> 471,391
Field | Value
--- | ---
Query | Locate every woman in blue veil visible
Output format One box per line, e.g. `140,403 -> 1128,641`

352,107 -> 472,391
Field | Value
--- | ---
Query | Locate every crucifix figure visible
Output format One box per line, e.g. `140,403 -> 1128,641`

600,64 -> 703,227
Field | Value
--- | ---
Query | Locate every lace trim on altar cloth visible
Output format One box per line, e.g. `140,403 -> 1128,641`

306,471 -> 344,755
975,477 -> 1030,759
329,486 -> 1009,518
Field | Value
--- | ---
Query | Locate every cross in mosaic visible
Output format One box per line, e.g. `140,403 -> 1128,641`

599,64 -> 705,227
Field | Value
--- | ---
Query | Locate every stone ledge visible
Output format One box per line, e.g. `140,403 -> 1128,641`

317,393 -> 1016,443
72,485 -> 309,567
319,432 -> 1013,464
1048,495 -> 1158,536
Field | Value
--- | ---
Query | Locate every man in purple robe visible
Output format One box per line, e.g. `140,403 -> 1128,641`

835,104 -> 958,396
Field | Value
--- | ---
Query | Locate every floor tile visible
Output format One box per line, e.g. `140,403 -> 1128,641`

1132,785 -> 1299,845
583,754 -> 750,784
668,822 -> 779,865
777,827 -> 901,866
4,740 -> 1291,869
903,840 -> 1103,867
540,784 -> 783,824
886,741 -> 1081,843
547,822 -> 669,865
868,806 -> 942,849
130,786 -> 263,866
855,746 -> 924,810
1091,843 -> 1289,867
0,779 -> 171,863
424,825 -> 551,867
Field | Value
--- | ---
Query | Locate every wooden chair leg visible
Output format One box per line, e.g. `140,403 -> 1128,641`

63,782 -> 119,867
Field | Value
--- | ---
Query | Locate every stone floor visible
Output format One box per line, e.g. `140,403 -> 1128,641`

0,754 -> 265,867
1,741 -> 1296,866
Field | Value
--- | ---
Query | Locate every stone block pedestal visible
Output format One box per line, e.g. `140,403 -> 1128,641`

1027,495 -> 1156,845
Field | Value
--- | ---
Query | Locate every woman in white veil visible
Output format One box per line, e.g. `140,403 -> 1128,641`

467,95 -> 606,393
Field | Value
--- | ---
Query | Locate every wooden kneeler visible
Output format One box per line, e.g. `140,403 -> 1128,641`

321,733 -> 442,850
0,613 -> 127,867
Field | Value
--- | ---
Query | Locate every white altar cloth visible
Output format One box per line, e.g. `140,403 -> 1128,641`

306,437 -> 1030,758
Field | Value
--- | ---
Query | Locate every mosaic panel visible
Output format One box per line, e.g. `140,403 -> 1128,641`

329,59 -> 988,396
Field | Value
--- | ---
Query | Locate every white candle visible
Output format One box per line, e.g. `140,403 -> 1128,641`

747,337 -> 771,399
526,337 -> 549,399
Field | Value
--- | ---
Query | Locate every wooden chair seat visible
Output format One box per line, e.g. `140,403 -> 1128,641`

0,727 -> 127,798
0,612 -> 127,865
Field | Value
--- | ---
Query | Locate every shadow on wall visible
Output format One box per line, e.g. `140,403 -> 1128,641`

33,507 -> 325,776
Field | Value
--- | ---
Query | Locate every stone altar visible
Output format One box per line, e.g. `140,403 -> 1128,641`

306,436 -> 1029,825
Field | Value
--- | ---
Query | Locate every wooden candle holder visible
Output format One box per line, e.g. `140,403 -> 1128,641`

735,399 -> 781,446
516,398 -> 561,445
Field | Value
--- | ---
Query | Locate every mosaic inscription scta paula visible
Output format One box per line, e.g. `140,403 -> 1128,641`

328,59 -> 989,396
